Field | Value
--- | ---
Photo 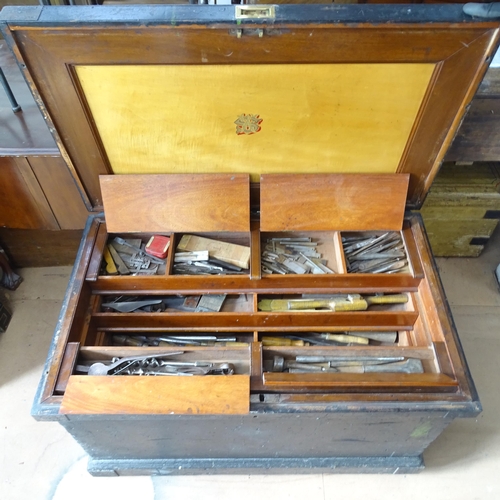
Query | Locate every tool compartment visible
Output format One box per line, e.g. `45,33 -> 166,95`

3,3 -> 495,474
49,203 -> 460,405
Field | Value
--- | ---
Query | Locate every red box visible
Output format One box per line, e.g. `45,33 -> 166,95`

145,235 -> 170,259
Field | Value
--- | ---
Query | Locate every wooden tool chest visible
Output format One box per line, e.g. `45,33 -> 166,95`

1,4 -> 498,475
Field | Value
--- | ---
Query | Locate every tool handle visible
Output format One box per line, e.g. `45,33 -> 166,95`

323,333 -> 369,345
208,258 -> 242,272
285,361 -> 331,372
287,299 -> 368,311
103,247 -> 118,275
366,294 -> 408,305
330,299 -> 368,311
107,244 -> 130,275
288,300 -> 332,310
262,336 -> 305,346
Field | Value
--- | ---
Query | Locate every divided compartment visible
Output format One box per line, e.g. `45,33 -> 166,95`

341,229 -> 413,275
257,291 -> 415,313
97,330 -> 256,347
59,345 -> 251,415
260,231 -> 346,276
262,345 -> 440,376
91,293 -> 260,332
259,173 -> 414,280
172,231 -> 251,276
258,344 -> 457,394
96,173 -> 252,279
253,292 -> 419,347
257,329 -> 414,348
94,229 -> 252,278
76,344 -> 252,376
98,293 -> 255,314
98,231 -> 172,277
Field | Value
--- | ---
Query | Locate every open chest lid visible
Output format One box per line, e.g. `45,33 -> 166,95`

1,5 -> 499,211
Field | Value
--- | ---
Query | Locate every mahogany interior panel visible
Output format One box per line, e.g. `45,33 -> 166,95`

260,174 -> 409,231
262,372 -> 458,393
100,174 -> 250,233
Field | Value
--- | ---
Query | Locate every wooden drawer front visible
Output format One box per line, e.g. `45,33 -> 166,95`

60,375 -> 250,415
58,345 -> 251,415
262,373 -> 457,393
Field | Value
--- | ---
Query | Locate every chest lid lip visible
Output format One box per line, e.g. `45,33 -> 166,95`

0,4 -> 496,25
1,5 -> 500,211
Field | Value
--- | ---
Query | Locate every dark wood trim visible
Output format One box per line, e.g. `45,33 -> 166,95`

91,274 -> 421,294
410,214 -> 479,402
1,4 -> 499,26
399,29 -> 500,206
262,372 -> 458,394
40,218 -> 100,402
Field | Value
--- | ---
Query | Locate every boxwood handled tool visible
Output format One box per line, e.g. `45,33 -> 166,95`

258,293 -> 408,312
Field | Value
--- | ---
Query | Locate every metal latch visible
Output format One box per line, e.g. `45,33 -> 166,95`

235,5 -> 276,20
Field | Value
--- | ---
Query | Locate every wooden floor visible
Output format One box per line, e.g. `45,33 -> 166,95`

0,226 -> 499,498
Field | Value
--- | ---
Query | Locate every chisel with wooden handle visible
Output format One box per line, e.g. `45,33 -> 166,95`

258,294 -> 408,312
320,333 -> 369,345
262,336 -> 306,346
330,358 -> 423,374
287,358 -> 423,374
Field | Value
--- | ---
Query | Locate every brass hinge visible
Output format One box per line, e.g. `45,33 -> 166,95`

235,5 -> 276,20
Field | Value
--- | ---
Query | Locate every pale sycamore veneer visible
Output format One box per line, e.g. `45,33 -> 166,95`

76,64 -> 434,182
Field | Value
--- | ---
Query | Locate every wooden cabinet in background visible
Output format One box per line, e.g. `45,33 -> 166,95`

446,68 -> 500,162
28,156 -> 89,230
0,156 -> 58,230
0,34 -> 89,265
0,155 -> 88,230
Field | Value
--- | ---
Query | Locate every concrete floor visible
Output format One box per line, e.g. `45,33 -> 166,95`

1,229 -> 500,500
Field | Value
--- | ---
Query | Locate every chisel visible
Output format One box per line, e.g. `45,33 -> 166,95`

258,293 -> 408,312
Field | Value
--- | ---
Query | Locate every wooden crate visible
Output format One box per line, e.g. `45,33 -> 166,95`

418,163 -> 500,256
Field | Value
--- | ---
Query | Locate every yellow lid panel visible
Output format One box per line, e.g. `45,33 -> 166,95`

76,63 -> 435,181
